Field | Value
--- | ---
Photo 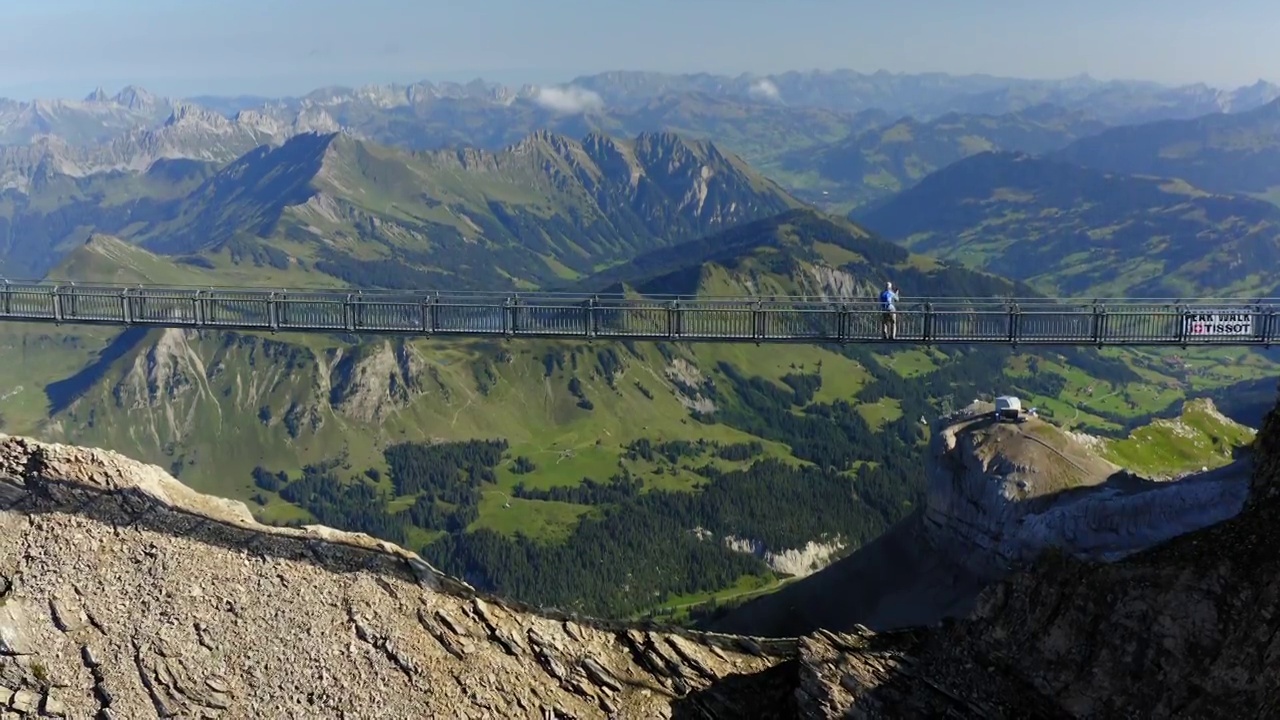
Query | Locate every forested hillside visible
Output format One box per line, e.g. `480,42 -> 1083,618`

9,209 -> 1260,620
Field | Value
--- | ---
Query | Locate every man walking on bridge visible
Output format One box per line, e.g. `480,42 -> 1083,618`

880,281 -> 899,340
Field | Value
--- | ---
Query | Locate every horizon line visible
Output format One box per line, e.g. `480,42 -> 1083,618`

1,67 -> 1276,104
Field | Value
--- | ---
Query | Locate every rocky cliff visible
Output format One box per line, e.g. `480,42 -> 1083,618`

786,390 -> 1280,717
923,400 -> 1252,578
711,398 -> 1255,638
3,389 -> 1279,718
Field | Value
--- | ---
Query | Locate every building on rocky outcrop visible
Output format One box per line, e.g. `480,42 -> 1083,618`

2,390 -> 1279,718
710,398 -> 1255,638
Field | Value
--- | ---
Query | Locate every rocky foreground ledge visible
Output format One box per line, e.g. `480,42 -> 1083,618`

0,435 -> 799,719
3,390 -> 1280,718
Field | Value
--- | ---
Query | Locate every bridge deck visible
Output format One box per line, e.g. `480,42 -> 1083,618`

1,282 -> 1276,347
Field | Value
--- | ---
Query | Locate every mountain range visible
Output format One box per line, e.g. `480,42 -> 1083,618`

6,129 -> 797,284
187,70 -> 1280,126
3,70 -> 1280,224
856,150 -> 1280,297
1,66 -> 1278,622
1052,97 -> 1280,198
776,104 -> 1108,208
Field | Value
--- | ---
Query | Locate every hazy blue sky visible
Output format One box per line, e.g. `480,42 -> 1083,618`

1,0 -> 1275,99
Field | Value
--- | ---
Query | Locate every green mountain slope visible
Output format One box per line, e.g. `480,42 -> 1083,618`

10,207 -> 1274,622
123,130 -> 801,290
777,105 -> 1106,209
4,130 -> 800,287
1052,98 -> 1280,199
855,151 -> 1280,297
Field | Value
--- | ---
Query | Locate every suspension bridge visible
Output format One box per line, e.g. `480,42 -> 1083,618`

1,281 -> 1276,347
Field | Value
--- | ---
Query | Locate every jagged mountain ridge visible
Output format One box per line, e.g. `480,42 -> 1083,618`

9,73 -> 1278,133
855,150 -> 1280,297
1,389 -> 1277,717
0,126 -> 800,283
0,85 -> 878,209
0,103 -> 341,194
124,129 -> 799,289
5,71 -> 1279,201
0,86 -> 172,146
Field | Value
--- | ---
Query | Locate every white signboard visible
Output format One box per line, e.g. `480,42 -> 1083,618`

1184,312 -> 1254,337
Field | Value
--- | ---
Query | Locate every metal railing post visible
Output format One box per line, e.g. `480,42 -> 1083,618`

268,292 -> 279,332
586,296 -> 598,339
1091,301 -> 1105,347
51,285 -> 62,325
1175,302 -> 1187,348
924,302 -> 934,345
1008,302 -> 1020,346
1254,302 -> 1264,345
277,290 -> 288,330
1,279 -> 8,318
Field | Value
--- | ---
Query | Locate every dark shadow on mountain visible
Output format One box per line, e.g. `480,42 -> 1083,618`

705,510 -> 989,638
670,626 -> 1072,719
559,207 -> 1047,301
1199,375 -> 1280,428
669,659 -> 800,719
142,132 -> 336,256
44,326 -> 150,414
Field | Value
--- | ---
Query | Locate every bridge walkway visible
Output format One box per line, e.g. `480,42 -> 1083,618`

1,281 -> 1276,347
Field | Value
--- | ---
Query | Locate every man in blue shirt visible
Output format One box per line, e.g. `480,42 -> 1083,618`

880,281 -> 899,339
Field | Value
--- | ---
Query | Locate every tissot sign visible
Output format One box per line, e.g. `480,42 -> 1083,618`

1184,311 -> 1254,337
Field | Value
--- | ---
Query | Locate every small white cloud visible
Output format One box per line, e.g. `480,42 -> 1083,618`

531,85 -> 604,114
748,78 -> 781,101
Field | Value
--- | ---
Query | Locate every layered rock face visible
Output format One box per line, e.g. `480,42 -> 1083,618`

924,400 -> 1252,578
0,436 -> 792,719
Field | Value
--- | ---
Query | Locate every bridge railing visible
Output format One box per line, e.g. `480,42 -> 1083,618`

0,282 -> 1276,346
